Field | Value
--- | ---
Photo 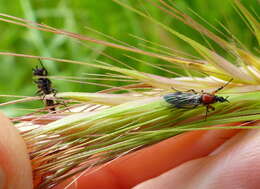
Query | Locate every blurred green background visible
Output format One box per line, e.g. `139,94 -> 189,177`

0,0 -> 258,116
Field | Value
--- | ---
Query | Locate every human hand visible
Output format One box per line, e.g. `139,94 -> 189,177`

55,124 -> 260,189
1,111 -> 260,189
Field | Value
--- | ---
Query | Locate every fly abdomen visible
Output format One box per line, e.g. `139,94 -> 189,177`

45,99 -> 56,111
164,92 -> 201,108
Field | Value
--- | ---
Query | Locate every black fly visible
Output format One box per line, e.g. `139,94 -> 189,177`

164,79 -> 233,119
33,60 -> 57,112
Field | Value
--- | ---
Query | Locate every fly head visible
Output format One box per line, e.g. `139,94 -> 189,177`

215,96 -> 229,103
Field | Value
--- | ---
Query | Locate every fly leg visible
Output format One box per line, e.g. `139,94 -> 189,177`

205,106 -> 209,120
50,89 -> 71,112
35,89 -> 43,96
205,105 -> 215,120
192,104 -> 199,108
175,104 -> 199,109
51,88 -> 57,96
208,105 -> 215,111
53,100 -> 71,112
171,87 -> 181,92
186,89 -> 197,94
42,94 -> 46,101
171,88 -> 198,94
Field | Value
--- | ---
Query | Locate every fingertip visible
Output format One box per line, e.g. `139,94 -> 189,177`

0,112 -> 33,189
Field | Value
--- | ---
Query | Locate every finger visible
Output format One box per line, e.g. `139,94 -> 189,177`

0,112 -> 33,189
56,127 -> 238,189
134,129 -> 260,189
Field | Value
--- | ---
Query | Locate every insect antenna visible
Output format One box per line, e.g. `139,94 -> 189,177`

213,78 -> 233,94
38,58 -> 45,68
225,96 -> 230,102
39,59 -> 48,75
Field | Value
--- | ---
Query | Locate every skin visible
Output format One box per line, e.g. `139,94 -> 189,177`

0,112 -> 32,189
1,112 -> 260,189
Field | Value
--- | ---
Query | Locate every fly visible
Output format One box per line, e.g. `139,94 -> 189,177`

164,79 -> 233,119
33,60 -> 57,112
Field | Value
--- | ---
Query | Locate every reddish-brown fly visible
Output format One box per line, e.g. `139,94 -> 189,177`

164,79 -> 233,119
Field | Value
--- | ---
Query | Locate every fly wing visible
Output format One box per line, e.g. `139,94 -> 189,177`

164,92 -> 201,108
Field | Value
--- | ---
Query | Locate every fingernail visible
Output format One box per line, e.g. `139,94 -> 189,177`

0,167 -> 6,189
